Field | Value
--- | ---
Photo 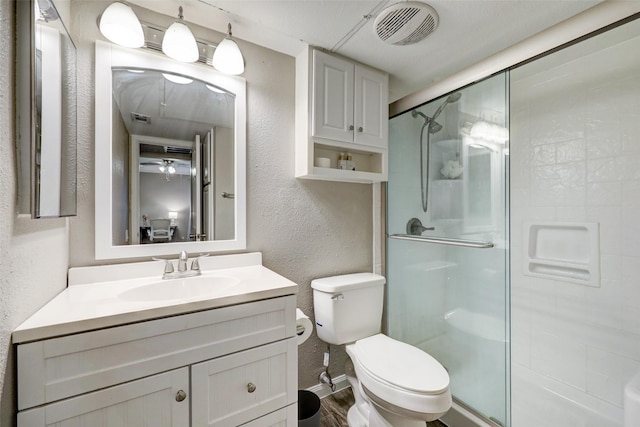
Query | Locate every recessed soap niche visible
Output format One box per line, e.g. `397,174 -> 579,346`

523,222 -> 600,287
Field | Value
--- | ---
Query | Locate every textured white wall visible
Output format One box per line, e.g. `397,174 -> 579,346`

68,1 -> 373,391
510,19 -> 640,427
0,1 -> 70,424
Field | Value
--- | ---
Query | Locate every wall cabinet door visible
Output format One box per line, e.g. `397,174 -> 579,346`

354,65 -> 388,148
312,49 -> 388,148
18,368 -> 189,427
312,50 -> 354,143
191,338 -> 297,427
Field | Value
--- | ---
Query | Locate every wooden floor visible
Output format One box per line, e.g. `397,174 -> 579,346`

320,388 -> 447,427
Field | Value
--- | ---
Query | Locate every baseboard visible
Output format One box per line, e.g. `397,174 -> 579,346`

305,374 -> 350,399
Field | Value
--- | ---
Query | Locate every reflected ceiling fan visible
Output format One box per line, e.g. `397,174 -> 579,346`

140,158 -> 177,181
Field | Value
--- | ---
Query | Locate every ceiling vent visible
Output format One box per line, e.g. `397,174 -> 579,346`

131,112 -> 151,124
374,1 -> 439,46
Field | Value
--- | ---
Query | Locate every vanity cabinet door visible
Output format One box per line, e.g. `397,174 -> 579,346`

17,368 -> 189,427
240,404 -> 297,426
191,338 -> 297,426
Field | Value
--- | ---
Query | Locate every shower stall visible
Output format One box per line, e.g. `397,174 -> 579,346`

386,14 -> 640,427
387,72 -> 510,426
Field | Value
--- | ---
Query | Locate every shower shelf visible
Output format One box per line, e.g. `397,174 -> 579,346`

389,234 -> 494,249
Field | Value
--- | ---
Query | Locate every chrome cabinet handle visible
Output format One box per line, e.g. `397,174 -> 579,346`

175,390 -> 187,402
247,383 -> 256,393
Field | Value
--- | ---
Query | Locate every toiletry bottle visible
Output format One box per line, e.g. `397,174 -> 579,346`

346,153 -> 356,171
338,153 -> 347,170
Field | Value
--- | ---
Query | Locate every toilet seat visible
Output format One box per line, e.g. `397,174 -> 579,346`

346,334 -> 451,416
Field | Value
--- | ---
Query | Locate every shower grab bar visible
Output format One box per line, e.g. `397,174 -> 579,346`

389,234 -> 494,249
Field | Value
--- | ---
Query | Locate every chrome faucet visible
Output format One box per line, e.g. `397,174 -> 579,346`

158,251 -> 203,279
177,250 -> 188,272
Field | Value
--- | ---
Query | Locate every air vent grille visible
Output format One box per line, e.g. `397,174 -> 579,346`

374,2 -> 439,46
131,112 -> 151,124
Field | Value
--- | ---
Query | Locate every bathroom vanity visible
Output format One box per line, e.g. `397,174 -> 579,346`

13,253 -> 298,426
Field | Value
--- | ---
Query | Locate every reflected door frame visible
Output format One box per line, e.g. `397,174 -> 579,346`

129,135 -> 193,244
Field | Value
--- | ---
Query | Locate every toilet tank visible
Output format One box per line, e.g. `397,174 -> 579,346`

311,273 -> 386,345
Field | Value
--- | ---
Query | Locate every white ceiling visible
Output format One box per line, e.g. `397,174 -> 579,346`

130,0 -> 602,102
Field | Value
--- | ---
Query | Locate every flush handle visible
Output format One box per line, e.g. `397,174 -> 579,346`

331,294 -> 344,301
175,390 -> 187,402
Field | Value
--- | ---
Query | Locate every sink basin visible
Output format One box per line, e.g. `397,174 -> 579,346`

118,275 -> 241,302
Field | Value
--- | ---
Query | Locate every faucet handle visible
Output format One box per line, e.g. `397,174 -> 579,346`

164,260 -> 174,274
190,258 -> 200,272
152,257 -> 175,274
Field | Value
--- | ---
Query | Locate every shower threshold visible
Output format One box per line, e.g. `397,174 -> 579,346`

442,398 -> 505,427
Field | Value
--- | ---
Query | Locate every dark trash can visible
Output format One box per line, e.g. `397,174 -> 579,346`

298,390 -> 321,427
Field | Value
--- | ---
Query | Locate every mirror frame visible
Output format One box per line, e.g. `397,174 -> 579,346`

16,0 -> 77,218
95,41 -> 246,260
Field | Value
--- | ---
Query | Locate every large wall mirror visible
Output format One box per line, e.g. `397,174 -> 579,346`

16,0 -> 77,218
95,41 -> 246,259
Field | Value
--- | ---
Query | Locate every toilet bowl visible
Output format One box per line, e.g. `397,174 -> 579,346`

312,273 -> 451,426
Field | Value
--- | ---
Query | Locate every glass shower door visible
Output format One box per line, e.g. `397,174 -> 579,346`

386,72 -> 510,426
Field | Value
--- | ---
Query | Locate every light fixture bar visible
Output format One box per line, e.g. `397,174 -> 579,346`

141,22 -> 217,66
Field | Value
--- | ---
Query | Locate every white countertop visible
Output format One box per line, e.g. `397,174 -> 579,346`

13,253 -> 298,343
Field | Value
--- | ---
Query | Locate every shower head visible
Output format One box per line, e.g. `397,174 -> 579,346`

412,110 -> 442,134
432,92 -> 462,121
429,121 -> 442,133
447,92 -> 462,103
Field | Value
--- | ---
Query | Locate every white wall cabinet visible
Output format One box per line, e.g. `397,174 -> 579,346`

296,47 -> 388,183
16,296 -> 297,427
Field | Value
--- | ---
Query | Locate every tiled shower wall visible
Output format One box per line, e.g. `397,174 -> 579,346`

510,20 -> 640,426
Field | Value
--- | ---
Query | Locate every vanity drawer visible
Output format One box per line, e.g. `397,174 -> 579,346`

191,338 -> 297,427
18,295 -> 296,410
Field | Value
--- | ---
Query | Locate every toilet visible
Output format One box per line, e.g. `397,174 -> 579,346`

312,273 -> 451,427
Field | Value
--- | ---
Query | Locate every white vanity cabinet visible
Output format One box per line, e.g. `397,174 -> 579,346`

295,47 -> 388,183
16,296 -> 298,427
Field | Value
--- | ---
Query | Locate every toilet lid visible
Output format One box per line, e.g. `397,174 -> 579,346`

354,334 -> 449,395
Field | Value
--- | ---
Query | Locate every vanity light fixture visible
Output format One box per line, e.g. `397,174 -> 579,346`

162,6 -> 199,63
212,23 -> 245,75
98,2 -> 144,48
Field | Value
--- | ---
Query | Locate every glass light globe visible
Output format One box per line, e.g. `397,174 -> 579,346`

99,2 -> 144,48
212,37 -> 245,75
162,21 -> 199,63
162,73 -> 193,85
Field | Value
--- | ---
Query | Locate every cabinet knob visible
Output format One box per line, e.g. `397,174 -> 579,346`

247,382 -> 257,393
175,390 -> 187,402
358,126 -> 363,132
348,125 -> 354,131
